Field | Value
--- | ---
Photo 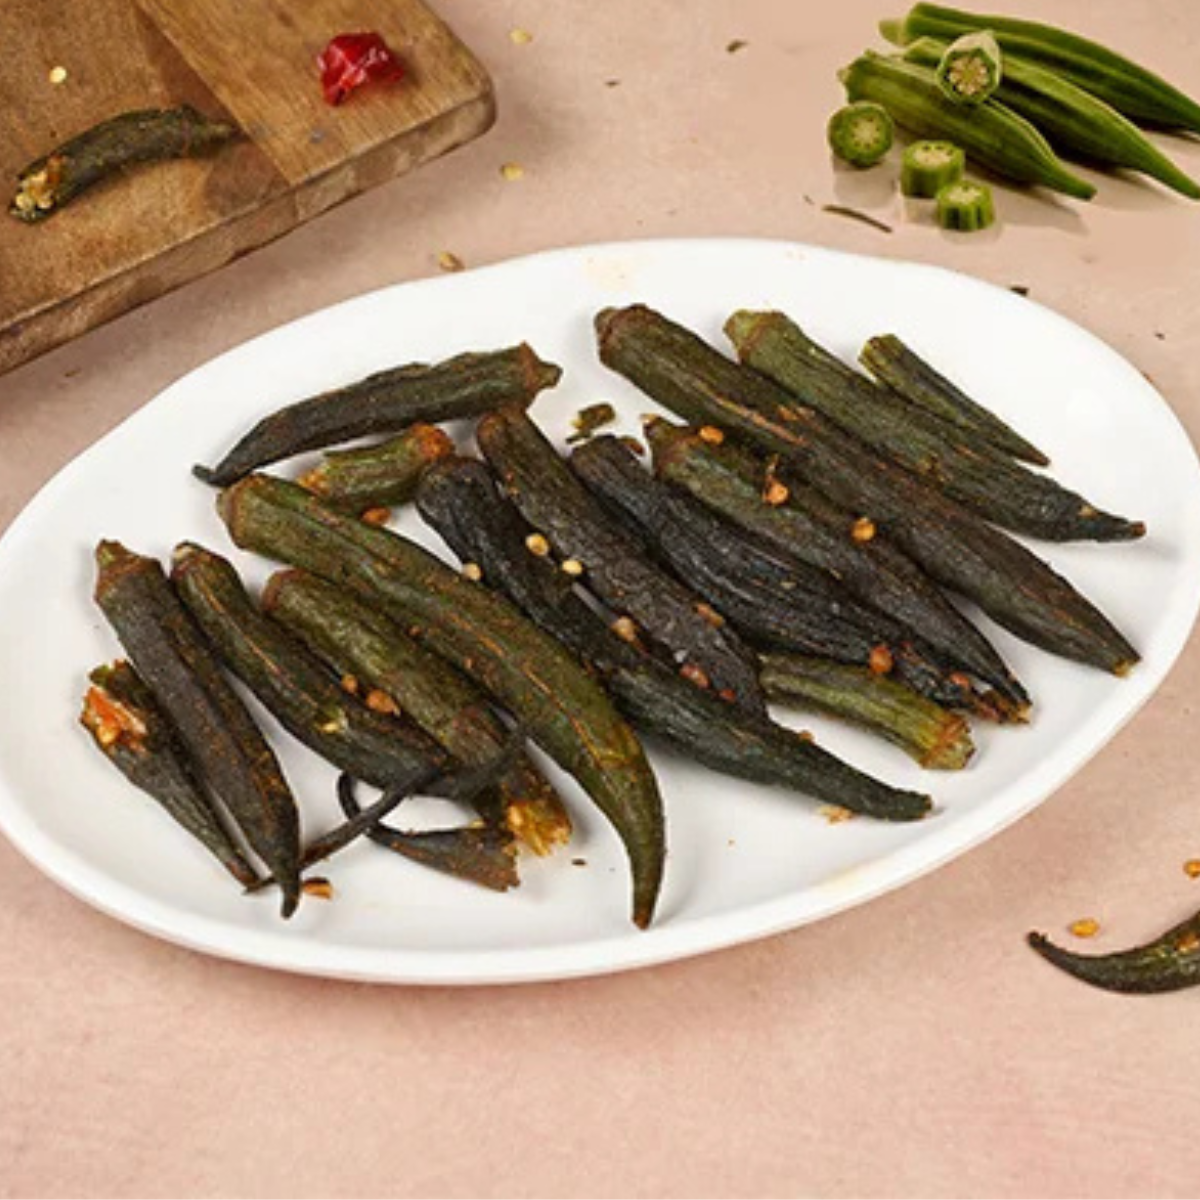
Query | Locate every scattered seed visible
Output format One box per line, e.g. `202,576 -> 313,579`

500,162 -> 525,182
726,39 -> 748,54
605,79 -> 621,88
680,662 -> 712,689
365,689 -> 400,716
572,857 -> 587,866
1185,859 -> 1200,879
437,250 -> 465,273
818,804 -> 853,824
525,532 -> 550,557
48,65 -> 68,85
612,615 -> 639,643
360,507 -> 391,526
302,877 -> 335,900
461,562 -> 483,582
695,601 -> 725,628
868,644 -> 894,675
851,516 -> 876,542
561,558 -> 584,577
698,425 -> 725,445
797,729 -> 815,743
1009,284 -> 1030,296
509,28 -> 533,45
340,674 -> 359,695
763,479 -> 789,507
1069,917 -> 1100,938
1154,330 -> 1166,341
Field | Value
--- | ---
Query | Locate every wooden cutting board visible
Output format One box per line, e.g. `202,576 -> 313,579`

0,0 -> 494,375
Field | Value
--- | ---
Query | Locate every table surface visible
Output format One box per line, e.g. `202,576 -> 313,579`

3,2 -> 1199,1196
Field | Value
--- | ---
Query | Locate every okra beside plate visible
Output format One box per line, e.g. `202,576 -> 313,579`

0,239 -> 1197,985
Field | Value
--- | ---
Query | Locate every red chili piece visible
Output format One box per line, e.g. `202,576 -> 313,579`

317,33 -> 404,106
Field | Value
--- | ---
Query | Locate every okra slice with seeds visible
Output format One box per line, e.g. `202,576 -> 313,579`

827,101 -> 895,168
937,179 -> 995,231
262,569 -> 572,855
216,475 -> 665,928
195,344 -> 561,487
900,140 -> 964,197
11,106 -> 238,222
92,541 -> 302,916
594,304 -> 1139,675
81,661 -> 259,887
416,457 -> 931,821
476,404 -> 767,714
935,30 -> 1002,106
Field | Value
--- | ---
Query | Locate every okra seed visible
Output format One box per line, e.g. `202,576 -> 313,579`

561,558 -> 584,577
852,517 -> 877,542
525,533 -> 551,556
462,562 -> 484,582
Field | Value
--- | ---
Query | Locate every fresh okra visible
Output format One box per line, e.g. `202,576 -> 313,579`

217,474 -> 665,928
902,37 -> 1200,201
476,404 -> 767,715
884,3 -> 1200,134
827,101 -> 895,167
726,310 -> 1143,543
594,304 -> 1139,676
262,569 -> 572,856
92,541 -> 302,916
297,424 -> 455,512
839,52 -> 1095,200
644,416 -> 1027,716
194,345 -> 562,487
859,334 -> 1049,466
759,653 -> 974,770
935,30 -> 1002,105
416,456 -> 932,821
936,179 -> 995,231
81,662 -> 259,887
900,140 -> 965,197
10,106 -> 238,223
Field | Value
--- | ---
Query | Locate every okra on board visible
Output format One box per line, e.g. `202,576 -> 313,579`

81,661 -> 259,887
726,310 -> 1144,544
217,475 -> 665,928
476,404 -> 767,714
417,456 -> 932,820
595,305 -> 1139,676
93,541 -> 301,916
195,344 -> 562,487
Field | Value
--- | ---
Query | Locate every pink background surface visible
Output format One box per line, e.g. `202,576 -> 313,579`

3,2 -> 1200,1196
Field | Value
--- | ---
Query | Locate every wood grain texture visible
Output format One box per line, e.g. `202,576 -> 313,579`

0,0 -> 494,375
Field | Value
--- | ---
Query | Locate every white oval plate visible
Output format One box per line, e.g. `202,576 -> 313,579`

1,238 -> 1198,985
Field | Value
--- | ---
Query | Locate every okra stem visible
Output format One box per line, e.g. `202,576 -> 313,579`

195,345 -> 561,487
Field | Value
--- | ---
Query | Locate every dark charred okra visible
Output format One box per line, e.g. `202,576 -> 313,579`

645,417 -> 1026,713
595,305 -> 1139,676
195,345 -> 561,487
81,661 -> 259,887
171,542 -> 453,793
262,569 -> 572,856
217,475 -> 665,928
570,434 -> 979,712
476,404 -> 766,714
859,333 -> 1049,466
93,541 -> 302,917
567,402 -> 618,444
417,456 -> 932,821
11,106 -> 238,223
297,424 -> 455,512
338,777 -> 519,891
726,311 -> 1143,543
1028,908 -> 1200,994
759,653 -> 974,770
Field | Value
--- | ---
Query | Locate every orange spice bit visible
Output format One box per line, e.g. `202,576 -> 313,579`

365,689 -> 400,716
621,437 -> 647,457
525,532 -> 551,557
1185,859 -> 1200,879
797,729 -> 815,743
695,601 -> 725,628
949,672 -> 972,691
698,425 -> 725,445
851,517 -> 876,543
717,687 -> 737,703
1175,930 -> 1200,954
361,507 -> 391,526
560,558 -> 584,577
295,465 -> 328,495
437,251 -> 465,273
81,686 -> 148,751
818,804 -> 853,824
500,162 -> 525,182
763,479 -> 790,507
461,562 -> 483,582
1069,917 -> 1100,939
340,674 -> 360,695
611,616 -> 639,643
302,878 -> 335,900
868,644 -> 894,675
680,662 -> 712,690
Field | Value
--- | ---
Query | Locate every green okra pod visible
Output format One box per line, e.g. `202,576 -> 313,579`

81,661 -> 259,887
839,52 -> 1095,200
93,541 -> 301,916
195,344 -> 561,487
417,456 -> 932,821
11,105 -> 238,223
886,3 -> 1200,134
859,333 -> 1049,466
296,423 -> 455,512
594,304 -> 1139,675
645,416 -> 1026,713
476,404 -> 767,714
759,653 -> 974,770
217,475 -> 665,928
1029,908 -> 1200,994
902,37 -> 1200,200
337,776 -> 519,892
170,542 -> 453,793
262,569 -> 572,856
726,309 -> 1143,542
